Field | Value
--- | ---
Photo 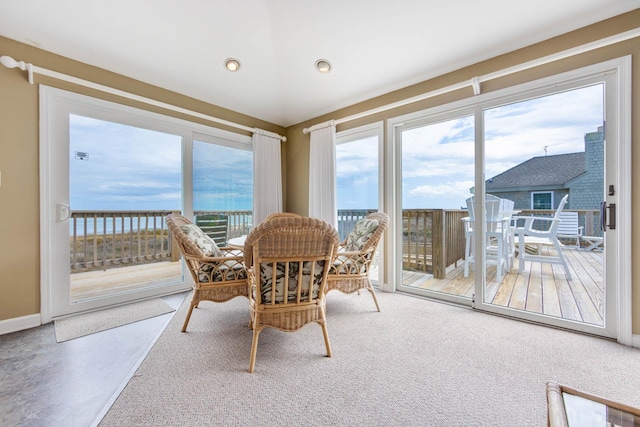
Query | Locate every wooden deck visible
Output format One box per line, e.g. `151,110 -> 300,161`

70,246 -> 603,327
70,261 -> 183,301
403,246 -> 604,326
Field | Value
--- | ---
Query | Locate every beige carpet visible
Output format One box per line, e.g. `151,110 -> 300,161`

55,298 -> 175,342
99,291 -> 640,426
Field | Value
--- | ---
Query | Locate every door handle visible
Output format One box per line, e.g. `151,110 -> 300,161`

600,201 -> 615,231
58,204 -> 71,222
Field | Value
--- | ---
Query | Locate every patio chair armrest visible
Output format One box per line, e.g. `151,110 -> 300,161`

513,215 -> 555,232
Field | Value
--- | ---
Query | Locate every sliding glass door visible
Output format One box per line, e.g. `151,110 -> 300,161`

40,87 -> 254,320
389,58 -> 629,339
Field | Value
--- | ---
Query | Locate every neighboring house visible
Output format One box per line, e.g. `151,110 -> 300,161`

485,126 -> 604,211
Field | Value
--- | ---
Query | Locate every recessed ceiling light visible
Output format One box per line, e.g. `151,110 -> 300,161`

224,58 -> 240,72
315,59 -> 331,74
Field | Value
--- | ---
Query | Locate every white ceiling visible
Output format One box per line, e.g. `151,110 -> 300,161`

1,1 -> 638,127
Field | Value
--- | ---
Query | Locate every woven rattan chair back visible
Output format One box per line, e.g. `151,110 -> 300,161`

326,212 -> 389,312
243,215 -> 339,373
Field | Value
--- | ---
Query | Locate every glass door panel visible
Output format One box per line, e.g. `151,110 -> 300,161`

482,84 -> 606,327
192,138 -> 253,241
336,130 -> 380,283
396,115 -> 475,303
66,115 -> 184,306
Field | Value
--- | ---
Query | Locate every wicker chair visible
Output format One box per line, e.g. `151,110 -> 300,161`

165,213 -> 248,332
243,215 -> 339,373
262,212 -> 302,221
326,212 -> 389,312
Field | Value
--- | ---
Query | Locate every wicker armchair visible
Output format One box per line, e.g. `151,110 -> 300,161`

326,212 -> 389,312
165,213 -> 248,332
243,215 -> 339,373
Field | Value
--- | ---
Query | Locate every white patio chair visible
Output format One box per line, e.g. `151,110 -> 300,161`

463,195 -> 511,283
556,211 -> 584,249
514,194 -> 572,280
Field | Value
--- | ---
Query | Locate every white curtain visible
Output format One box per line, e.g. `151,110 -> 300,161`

308,121 -> 338,228
252,129 -> 282,226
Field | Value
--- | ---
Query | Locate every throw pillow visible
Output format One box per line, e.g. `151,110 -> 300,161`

180,223 -> 223,257
344,218 -> 379,251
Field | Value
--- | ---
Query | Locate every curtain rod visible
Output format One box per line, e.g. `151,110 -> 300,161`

302,27 -> 640,134
302,119 -> 335,134
0,55 -> 287,142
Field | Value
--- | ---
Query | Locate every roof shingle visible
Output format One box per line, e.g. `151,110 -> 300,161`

486,152 -> 585,190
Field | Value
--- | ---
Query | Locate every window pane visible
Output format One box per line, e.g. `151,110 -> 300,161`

483,83 -> 605,319
336,136 -> 378,208
533,193 -> 552,209
399,115 -> 474,297
193,140 -> 252,211
193,139 -> 253,239
69,114 -> 183,301
336,135 -> 378,239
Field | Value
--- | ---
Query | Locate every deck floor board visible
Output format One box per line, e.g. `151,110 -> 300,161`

403,246 -> 603,327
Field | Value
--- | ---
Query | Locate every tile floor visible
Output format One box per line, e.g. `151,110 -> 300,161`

0,292 -> 188,427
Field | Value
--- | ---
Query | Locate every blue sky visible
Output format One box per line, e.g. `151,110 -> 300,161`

70,117 -> 253,211
70,84 -> 603,212
336,136 -> 379,210
70,115 -> 182,211
192,141 -> 252,211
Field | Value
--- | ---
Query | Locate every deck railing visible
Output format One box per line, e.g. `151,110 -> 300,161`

69,208 -> 601,274
70,210 -> 178,272
402,209 -> 468,279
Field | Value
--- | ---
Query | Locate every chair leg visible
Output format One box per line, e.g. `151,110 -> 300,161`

321,323 -> 332,358
181,301 -> 197,332
553,240 -> 572,281
518,234 -> 526,273
464,233 -> 472,277
366,286 -> 381,312
248,326 -> 261,373
495,237 -> 503,283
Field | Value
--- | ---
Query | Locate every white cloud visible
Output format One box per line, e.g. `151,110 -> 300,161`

408,180 -> 475,198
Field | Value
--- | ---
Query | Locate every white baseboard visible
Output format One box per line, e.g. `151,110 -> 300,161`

0,314 -> 42,335
633,334 -> 640,349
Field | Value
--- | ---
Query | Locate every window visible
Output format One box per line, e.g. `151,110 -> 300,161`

532,192 -> 553,209
193,136 -> 253,212
335,123 -> 382,240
